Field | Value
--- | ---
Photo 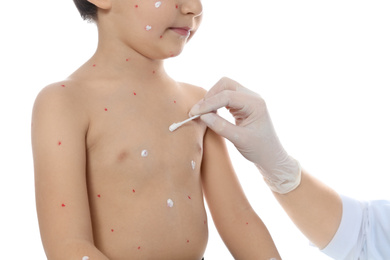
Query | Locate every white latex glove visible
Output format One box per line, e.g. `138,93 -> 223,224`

190,77 -> 301,194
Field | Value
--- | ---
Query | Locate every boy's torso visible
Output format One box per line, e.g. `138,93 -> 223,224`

68,73 -> 208,259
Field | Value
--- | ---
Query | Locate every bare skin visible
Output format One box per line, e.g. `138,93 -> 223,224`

33,73 -> 208,260
273,171 -> 342,249
32,0 -> 281,259
32,64 -> 280,260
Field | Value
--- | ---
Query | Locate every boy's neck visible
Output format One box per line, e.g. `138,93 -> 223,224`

88,40 -> 171,85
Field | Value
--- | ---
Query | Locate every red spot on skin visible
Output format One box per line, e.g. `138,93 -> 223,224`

152,70 -> 156,74
93,64 -> 96,67
61,203 -> 66,207
97,194 -> 101,198
174,100 -> 176,104
58,141 -> 62,146
246,222 -> 249,225
160,35 -> 163,39
176,4 -> 178,8
188,195 -> 191,199
61,84 -> 65,87
126,58 -> 129,61
187,239 -> 190,243
132,189 -> 135,193
135,5 -> 138,8
105,108 -> 108,111
133,92 -> 137,96
138,246 -> 141,250
204,220 -> 207,225
111,229 -> 114,232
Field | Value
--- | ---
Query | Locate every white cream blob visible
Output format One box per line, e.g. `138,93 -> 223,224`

155,1 -> 162,8
145,25 -> 152,31
141,150 -> 148,157
191,160 -> 196,170
82,257 -> 89,260
167,199 -> 174,208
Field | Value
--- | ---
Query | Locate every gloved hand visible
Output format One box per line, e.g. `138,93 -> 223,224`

190,77 -> 301,194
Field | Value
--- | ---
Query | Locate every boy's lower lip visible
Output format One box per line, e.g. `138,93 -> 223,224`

170,28 -> 191,37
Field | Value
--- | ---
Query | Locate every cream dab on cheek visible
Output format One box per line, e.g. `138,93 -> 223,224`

167,199 -> 174,208
82,257 -> 89,260
155,1 -> 162,8
145,25 -> 152,31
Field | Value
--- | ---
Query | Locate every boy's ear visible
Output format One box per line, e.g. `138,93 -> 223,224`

87,0 -> 112,10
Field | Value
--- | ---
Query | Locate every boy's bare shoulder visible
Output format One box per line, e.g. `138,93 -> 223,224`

35,80 -> 81,107
32,79 -> 90,129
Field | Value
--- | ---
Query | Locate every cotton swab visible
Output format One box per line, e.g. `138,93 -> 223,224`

169,115 -> 200,132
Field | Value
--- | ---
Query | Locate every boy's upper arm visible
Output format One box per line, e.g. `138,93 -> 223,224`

201,128 -> 252,229
201,129 -> 280,259
32,84 -> 93,257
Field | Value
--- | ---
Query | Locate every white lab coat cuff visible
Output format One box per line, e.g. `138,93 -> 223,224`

321,195 -> 364,259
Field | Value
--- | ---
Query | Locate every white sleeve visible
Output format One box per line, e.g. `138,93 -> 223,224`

321,195 -> 390,260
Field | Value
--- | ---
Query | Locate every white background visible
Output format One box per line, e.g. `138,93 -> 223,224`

1,0 -> 389,259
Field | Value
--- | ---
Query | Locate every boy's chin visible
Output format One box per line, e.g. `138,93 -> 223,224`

140,43 -> 187,60
151,49 -> 185,60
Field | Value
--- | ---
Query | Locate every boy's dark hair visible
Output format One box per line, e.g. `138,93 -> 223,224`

73,0 -> 98,22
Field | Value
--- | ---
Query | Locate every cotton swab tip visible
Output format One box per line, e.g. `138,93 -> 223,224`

169,115 -> 200,132
169,123 -> 180,132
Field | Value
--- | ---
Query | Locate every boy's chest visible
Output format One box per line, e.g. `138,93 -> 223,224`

85,87 -> 206,184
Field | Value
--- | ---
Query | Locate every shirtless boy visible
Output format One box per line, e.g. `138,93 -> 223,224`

31,0 -> 280,259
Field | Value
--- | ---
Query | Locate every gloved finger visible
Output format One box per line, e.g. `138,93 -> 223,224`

202,77 -> 239,99
204,77 -> 258,99
190,90 -> 248,117
200,113 -> 246,146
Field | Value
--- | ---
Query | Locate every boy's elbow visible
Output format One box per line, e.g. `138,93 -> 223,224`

44,239 -> 109,260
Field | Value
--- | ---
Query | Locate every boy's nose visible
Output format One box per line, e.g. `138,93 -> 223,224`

180,0 -> 203,17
